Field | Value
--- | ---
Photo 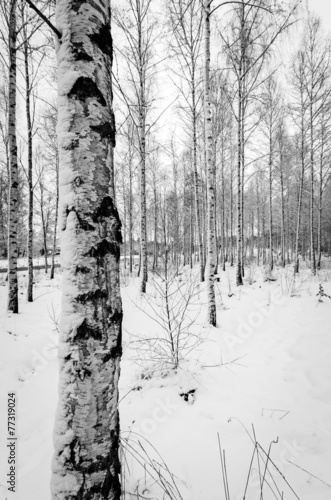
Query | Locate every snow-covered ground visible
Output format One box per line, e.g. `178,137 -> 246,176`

0,263 -> 330,499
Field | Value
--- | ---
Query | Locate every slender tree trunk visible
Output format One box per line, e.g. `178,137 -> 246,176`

192,84 -> 205,281
241,127 -> 245,276
309,99 -> 316,274
23,32 -> 34,300
50,152 -> 59,280
236,88 -> 243,285
256,174 -> 260,266
268,134 -> 273,272
221,144 -> 225,271
230,163 -> 234,266
129,163 -> 133,274
51,2 -> 122,498
0,176 -> 6,257
317,161 -> 322,270
280,159 -> 285,268
152,182 -> 158,271
189,202 -> 193,268
317,122 -> 324,270
7,0 -> 18,314
204,0 -> 216,326
294,93 -> 305,274
40,182 -> 48,273
138,8 -> 148,292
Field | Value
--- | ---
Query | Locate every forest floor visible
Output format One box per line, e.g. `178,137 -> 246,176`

0,261 -> 330,500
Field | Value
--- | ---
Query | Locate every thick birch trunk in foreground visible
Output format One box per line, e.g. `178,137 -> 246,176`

204,0 -> 216,326
7,0 -> 19,314
51,2 -> 122,499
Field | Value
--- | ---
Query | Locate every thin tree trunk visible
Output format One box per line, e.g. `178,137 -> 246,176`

7,0 -> 18,314
23,31 -> 34,300
152,182 -> 158,272
129,161 -> 133,274
230,162 -> 234,267
309,99 -> 316,274
317,119 -> 324,270
138,6 -> 148,292
268,134 -> 273,272
192,85 -> 205,281
50,152 -> 59,279
294,89 -> 305,274
204,0 -> 216,326
280,159 -> 285,268
236,89 -> 243,285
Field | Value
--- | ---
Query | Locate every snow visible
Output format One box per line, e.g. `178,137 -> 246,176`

0,263 -> 331,499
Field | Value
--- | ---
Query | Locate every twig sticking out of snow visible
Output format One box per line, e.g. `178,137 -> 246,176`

120,430 -> 184,500
217,433 -> 230,500
287,459 -> 331,488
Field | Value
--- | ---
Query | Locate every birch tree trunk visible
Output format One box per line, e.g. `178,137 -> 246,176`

7,0 -> 18,314
40,180 -> 49,273
139,97 -> 148,291
192,84 -> 204,281
309,97 -> 316,275
268,134 -> 274,272
236,90 -> 243,285
204,0 -> 216,326
50,152 -> 59,280
129,160 -> 133,274
23,30 -> 34,300
280,155 -> 286,268
51,2 -> 122,498
294,70 -> 305,274
317,153 -> 323,270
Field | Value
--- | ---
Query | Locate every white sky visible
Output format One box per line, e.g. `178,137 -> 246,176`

307,0 -> 331,31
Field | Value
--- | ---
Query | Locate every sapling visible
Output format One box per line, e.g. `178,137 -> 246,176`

130,265 -> 203,373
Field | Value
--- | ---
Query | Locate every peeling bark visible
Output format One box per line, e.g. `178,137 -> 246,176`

51,1 -> 122,499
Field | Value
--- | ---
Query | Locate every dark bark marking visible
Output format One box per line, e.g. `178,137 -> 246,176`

76,289 -> 107,303
72,0 -> 105,17
109,308 -> 123,323
73,42 -> 93,62
92,196 -> 122,244
75,265 -> 90,274
91,119 -> 115,146
89,23 -> 113,59
84,239 -> 120,261
66,206 -> 95,232
74,176 -> 83,187
63,138 -> 79,150
69,437 -> 80,467
69,76 -> 106,107
76,318 -> 102,340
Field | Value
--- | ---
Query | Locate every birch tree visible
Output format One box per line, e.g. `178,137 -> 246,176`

302,15 -> 331,274
167,0 -> 205,281
114,0 -> 157,293
6,0 -> 19,313
51,1 -> 122,498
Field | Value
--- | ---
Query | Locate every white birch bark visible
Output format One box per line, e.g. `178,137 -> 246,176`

7,0 -> 19,314
204,0 -> 216,326
51,1 -> 122,498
